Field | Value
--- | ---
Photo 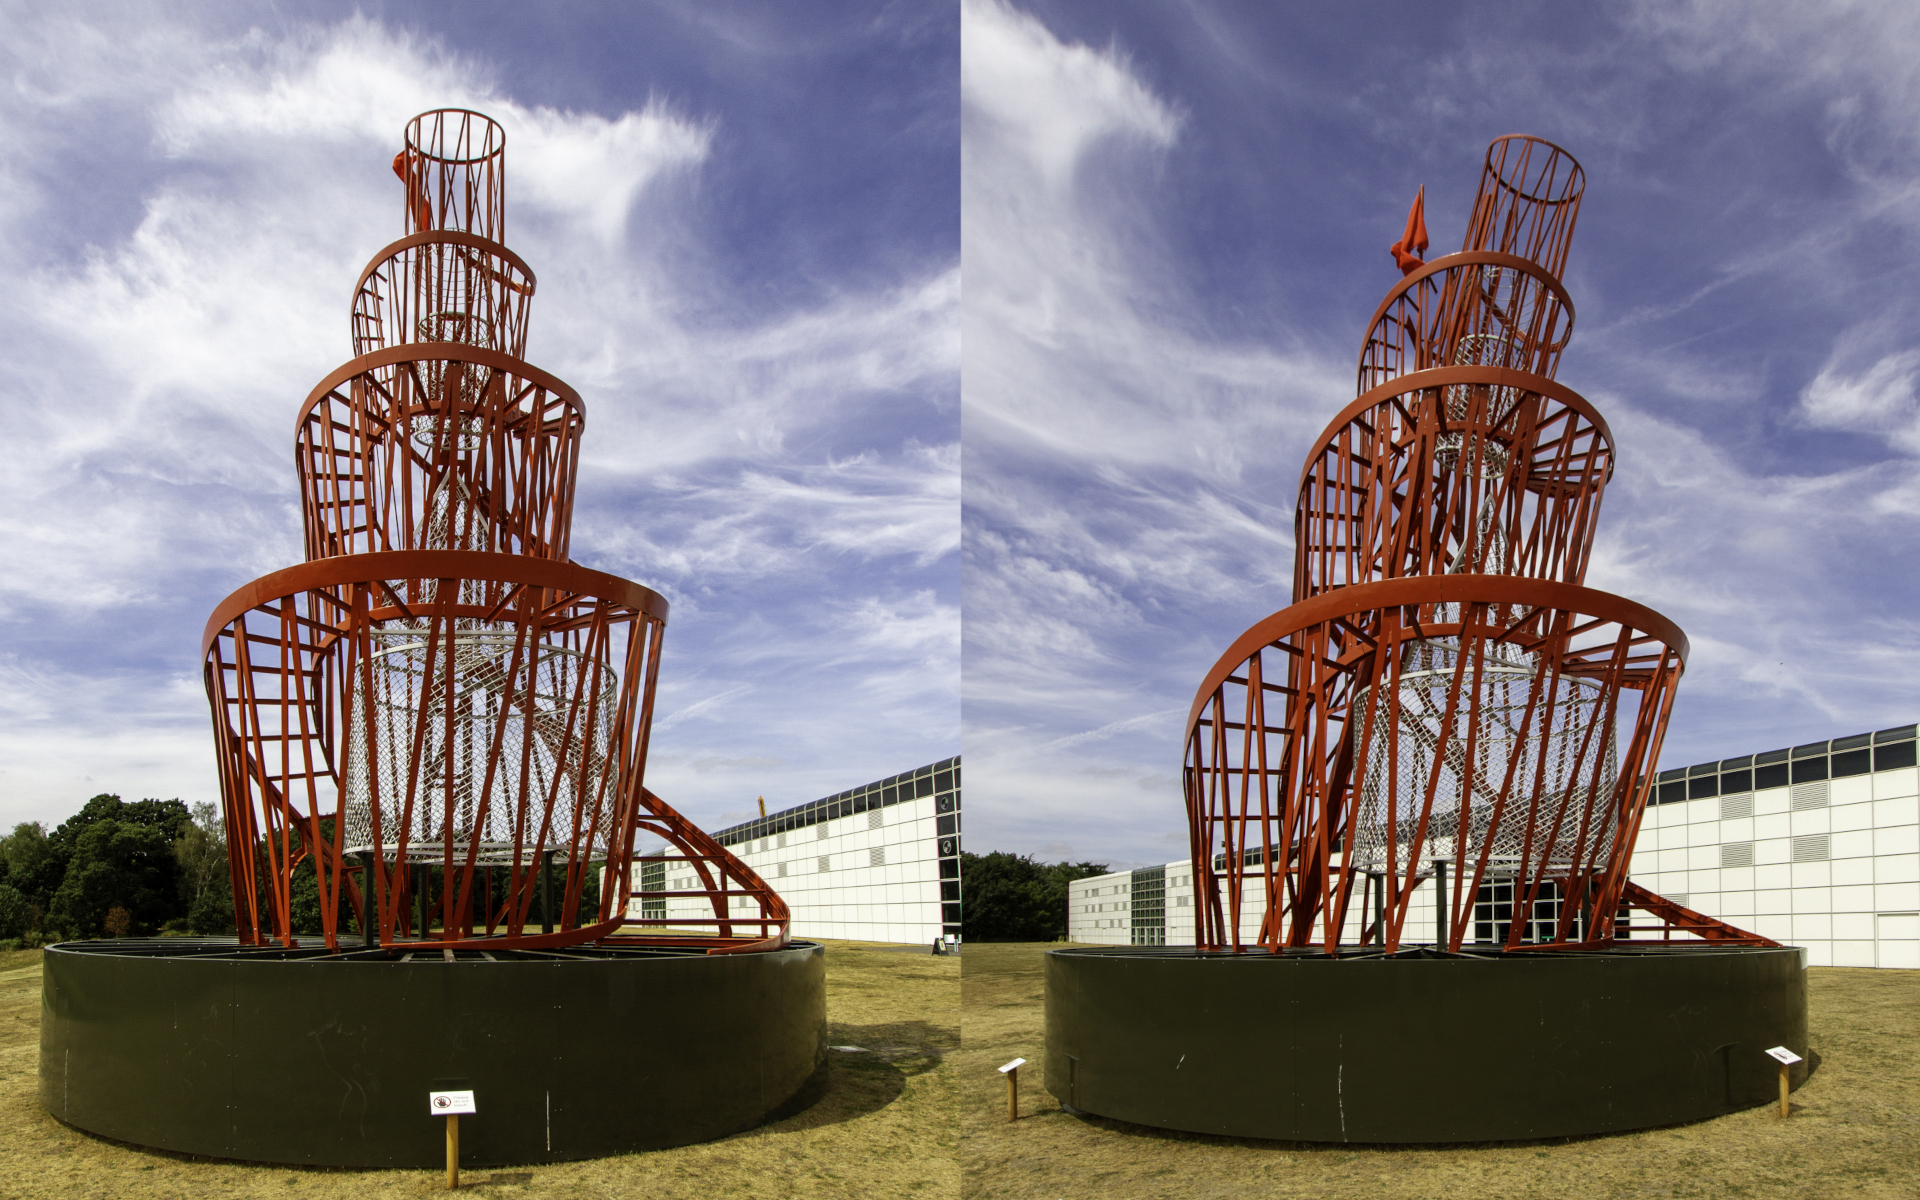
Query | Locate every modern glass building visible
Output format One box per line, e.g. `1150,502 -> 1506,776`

629,756 -> 961,945
1070,724 -> 1919,969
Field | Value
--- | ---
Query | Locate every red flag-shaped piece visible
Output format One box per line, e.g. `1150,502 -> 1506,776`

392,150 -> 434,232
1389,186 -> 1429,276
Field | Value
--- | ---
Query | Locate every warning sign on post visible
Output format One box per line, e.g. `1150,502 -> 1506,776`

429,1090 -> 478,1115
1764,1047 -> 1803,1066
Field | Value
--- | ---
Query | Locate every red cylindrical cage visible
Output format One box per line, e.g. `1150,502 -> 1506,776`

205,112 -> 788,954
1185,135 -> 1770,954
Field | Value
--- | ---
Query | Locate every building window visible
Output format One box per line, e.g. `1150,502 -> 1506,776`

1790,756 -> 1829,784
639,859 -> 665,918
1721,842 -> 1754,868
1831,748 -> 1871,778
1472,879 -> 1583,944
1876,737 -> 1917,771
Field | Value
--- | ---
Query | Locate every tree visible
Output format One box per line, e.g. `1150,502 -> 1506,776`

959,852 -> 1109,942
45,795 -> 191,938
286,820 -> 356,937
0,822 -> 59,919
174,803 -> 234,936
0,884 -> 27,940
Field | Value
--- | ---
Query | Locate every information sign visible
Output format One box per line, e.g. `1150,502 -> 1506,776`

429,1090 -> 478,1116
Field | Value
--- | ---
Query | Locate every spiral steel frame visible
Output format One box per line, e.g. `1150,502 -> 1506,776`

203,109 -> 789,954
1184,135 -> 1774,955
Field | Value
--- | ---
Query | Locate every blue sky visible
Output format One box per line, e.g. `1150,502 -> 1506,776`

0,2 -> 958,834
964,0 -> 1920,869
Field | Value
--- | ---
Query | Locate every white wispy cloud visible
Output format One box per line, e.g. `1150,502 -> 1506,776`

961,0 -> 1343,867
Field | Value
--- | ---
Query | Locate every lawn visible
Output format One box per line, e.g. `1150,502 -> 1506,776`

0,941 -> 957,1199
958,943 -> 1920,1199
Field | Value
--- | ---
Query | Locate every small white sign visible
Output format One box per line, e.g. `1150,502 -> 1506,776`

1764,1046 -> 1803,1066
998,1058 -> 1026,1074
429,1090 -> 477,1116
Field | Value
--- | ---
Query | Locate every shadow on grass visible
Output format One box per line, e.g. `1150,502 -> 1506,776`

461,1171 -> 534,1189
758,1019 -> 953,1136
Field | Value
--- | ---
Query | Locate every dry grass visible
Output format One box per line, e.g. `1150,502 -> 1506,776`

0,941 -> 957,1199
959,943 -> 1920,1200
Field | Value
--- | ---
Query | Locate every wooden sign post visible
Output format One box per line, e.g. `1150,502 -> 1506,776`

998,1057 -> 1026,1122
1764,1046 -> 1803,1119
430,1089 -> 479,1188
446,1115 -> 459,1188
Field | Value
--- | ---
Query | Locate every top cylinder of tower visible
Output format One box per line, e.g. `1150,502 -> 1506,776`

399,110 -> 507,243
1460,135 -> 1585,281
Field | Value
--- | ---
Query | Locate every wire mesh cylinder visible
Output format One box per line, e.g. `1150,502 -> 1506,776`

340,621 -> 620,865
1346,635 -> 1620,881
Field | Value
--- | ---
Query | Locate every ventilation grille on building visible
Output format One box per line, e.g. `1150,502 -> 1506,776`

1721,842 -> 1754,868
1719,792 -> 1753,820
1792,834 -> 1830,862
868,810 -> 884,830
817,856 -> 831,873
777,862 -> 787,877
869,847 -> 885,867
777,832 -> 787,849
817,824 -> 829,841
1791,781 -> 1830,810
1665,893 -> 1688,909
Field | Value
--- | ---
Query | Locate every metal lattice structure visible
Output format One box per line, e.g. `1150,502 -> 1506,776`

203,110 -> 788,953
1184,135 -> 1773,954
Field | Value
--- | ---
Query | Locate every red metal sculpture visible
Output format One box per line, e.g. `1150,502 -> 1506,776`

1184,135 -> 1771,954
203,110 -> 788,953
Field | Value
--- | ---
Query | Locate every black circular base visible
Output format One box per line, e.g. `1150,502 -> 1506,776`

1045,943 -> 1807,1143
40,938 -> 826,1167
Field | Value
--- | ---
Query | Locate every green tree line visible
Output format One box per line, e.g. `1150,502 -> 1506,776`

958,851 -> 1108,942
0,793 -> 599,947
0,793 -> 233,946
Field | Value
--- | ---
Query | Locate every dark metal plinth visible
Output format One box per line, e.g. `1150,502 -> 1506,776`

1045,943 -> 1807,1143
41,938 -> 826,1167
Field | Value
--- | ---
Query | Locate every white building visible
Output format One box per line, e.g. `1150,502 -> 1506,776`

629,757 -> 960,945
1070,724 -> 1919,969
1637,724 -> 1916,967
